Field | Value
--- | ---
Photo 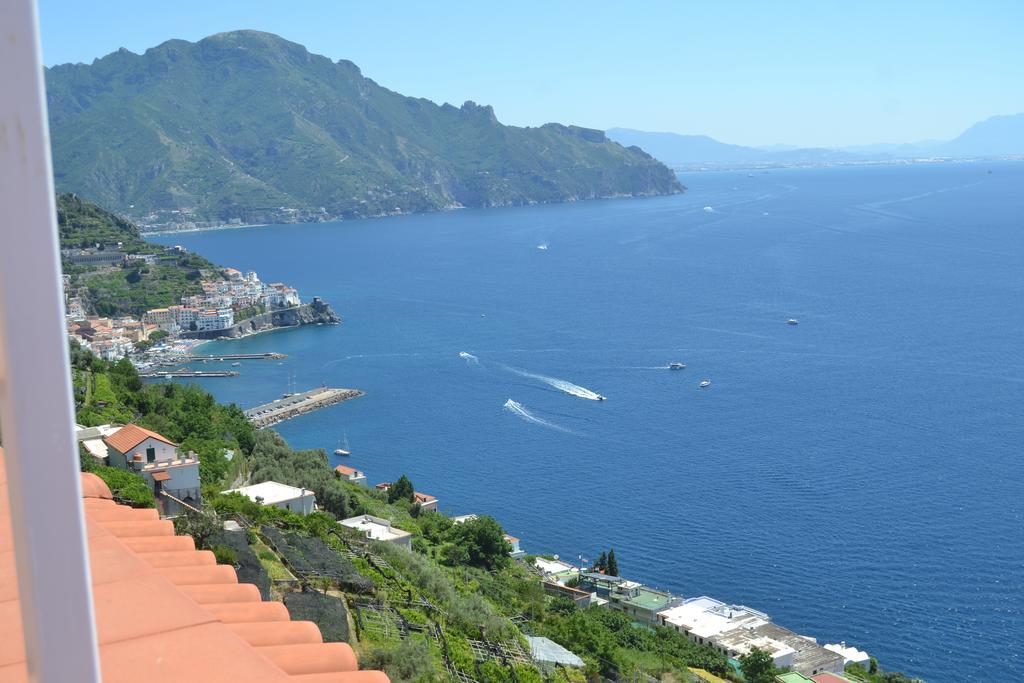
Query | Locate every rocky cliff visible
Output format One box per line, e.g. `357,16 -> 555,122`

183,299 -> 340,340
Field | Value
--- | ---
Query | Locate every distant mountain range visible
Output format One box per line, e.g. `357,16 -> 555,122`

608,113 -> 1024,168
46,31 -> 681,229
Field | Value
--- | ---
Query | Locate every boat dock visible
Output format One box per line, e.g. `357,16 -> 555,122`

140,370 -> 240,378
244,387 -> 363,428
181,352 -> 286,361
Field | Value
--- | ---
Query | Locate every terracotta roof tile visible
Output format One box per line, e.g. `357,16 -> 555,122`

103,424 -> 177,454
0,449 -> 388,683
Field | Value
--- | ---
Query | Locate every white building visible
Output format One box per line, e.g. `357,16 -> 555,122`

334,464 -> 367,486
824,642 -> 871,669
103,424 -> 201,515
658,597 -> 794,668
339,515 -> 412,550
224,481 -> 316,516
195,308 -> 234,331
534,556 -> 579,581
171,305 -> 199,330
267,283 -> 300,309
657,596 -> 843,676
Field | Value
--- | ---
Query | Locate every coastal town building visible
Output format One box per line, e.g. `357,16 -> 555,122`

195,307 -> 234,331
334,464 -> 367,485
103,424 -> 201,516
62,246 -> 125,266
376,482 -> 439,511
339,515 -> 413,550
657,596 -> 843,676
142,307 -> 180,333
225,481 -> 317,515
504,534 -> 525,558
534,557 -> 580,584
824,642 -> 871,670
413,491 -> 438,511
542,580 -> 599,608
579,572 -> 678,624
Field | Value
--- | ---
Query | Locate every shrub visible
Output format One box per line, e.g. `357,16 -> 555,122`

211,544 -> 239,566
361,638 -> 437,683
89,465 -> 155,508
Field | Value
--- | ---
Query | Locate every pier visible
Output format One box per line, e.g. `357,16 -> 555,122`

140,370 -> 239,378
180,352 -> 286,361
244,387 -> 363,428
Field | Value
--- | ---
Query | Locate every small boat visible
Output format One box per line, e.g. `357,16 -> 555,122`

595,394 -> 606,401
334,449 -> 351,456
699,379 -> 711,388
231,362 -> 241,367
281,393 -> 293,399
787,319 -> 799,325
669,362 -> 686,370
537,243 -> 549,251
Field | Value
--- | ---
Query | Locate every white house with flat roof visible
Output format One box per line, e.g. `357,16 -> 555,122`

535,557 -> 580,583
657,597 -> 794,666
225,481 -> 316,515
824,642 -> 870,669
339,515 -> 412,550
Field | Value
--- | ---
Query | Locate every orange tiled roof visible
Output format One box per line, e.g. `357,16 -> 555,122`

334,465 -> 360,476
0,448 -> 389,683
413,492 -> 436,504
103,424 -> 177,454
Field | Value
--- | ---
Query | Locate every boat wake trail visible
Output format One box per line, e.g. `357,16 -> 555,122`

504,365 -> 605,400
503,399 -> 577,434
458,351 -> 479,365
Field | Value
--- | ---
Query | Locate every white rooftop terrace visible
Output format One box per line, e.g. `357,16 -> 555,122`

658,596 -> 769,639
339,515 -> 412,543
225,480 -> 313,505
535,557 -> 578,576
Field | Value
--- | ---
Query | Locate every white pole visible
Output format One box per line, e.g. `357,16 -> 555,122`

0,0 -> 103,681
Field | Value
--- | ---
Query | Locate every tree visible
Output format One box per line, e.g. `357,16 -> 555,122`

173,509 -> 222,550
594,551 -> 607,572
606,548 -> 619,577
445,515 -> 510,570
739,647 -> 777,683
387,474 -> 415,504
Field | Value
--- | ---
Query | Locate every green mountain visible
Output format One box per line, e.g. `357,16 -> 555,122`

46,31 -> 681,228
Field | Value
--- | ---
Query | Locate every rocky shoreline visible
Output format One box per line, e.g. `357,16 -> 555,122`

180,298 -> 341,340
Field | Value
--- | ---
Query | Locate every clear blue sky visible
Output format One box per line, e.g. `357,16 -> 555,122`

37,0 -> 1024,147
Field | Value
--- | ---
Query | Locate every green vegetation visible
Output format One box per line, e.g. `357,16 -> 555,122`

594,548 -> 621,576
46,31 -> 682,226
845,660 -> 924,683
79,453 -> 155,508
739,647 -> 778,683
58,193 -> 219,317
72,343 -> 253,491
387,475 -> 415,504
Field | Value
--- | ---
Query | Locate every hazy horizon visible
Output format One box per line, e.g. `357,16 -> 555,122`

38,1 -> 1024,148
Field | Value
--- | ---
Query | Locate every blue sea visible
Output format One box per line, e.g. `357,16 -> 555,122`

153,161 -> 1024,682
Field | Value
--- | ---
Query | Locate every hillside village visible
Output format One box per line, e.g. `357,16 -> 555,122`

58,194 -> 319,362
73,349 -> 910,683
